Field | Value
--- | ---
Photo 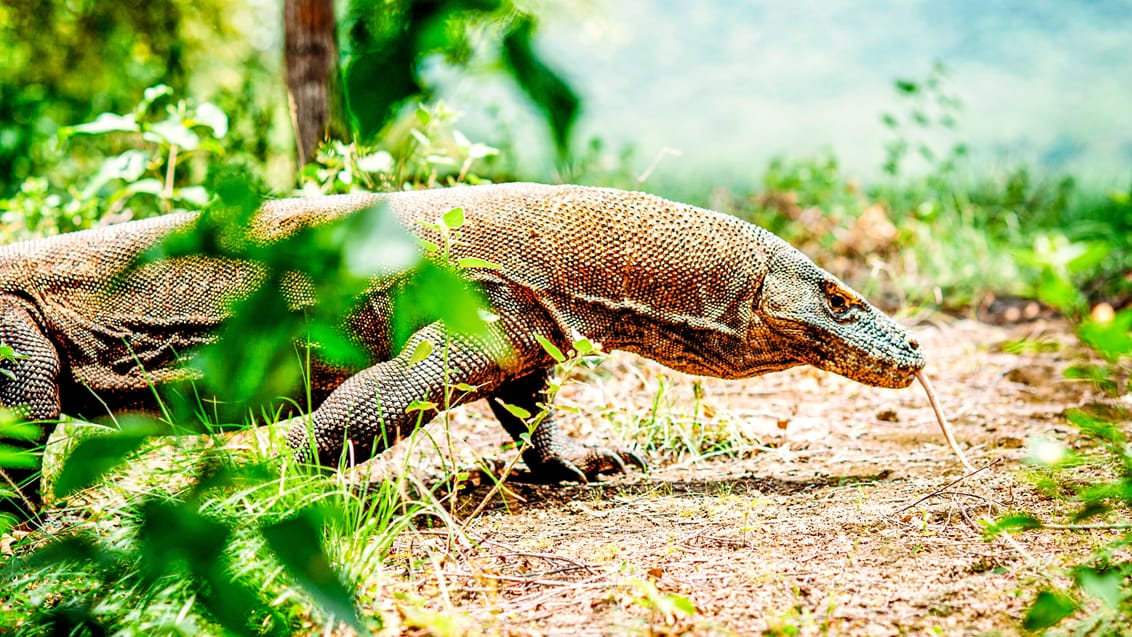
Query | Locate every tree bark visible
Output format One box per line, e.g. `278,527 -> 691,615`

284,0 -> 342,168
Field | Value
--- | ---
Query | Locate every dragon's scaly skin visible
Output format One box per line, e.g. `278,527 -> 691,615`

0,183 -> 924,510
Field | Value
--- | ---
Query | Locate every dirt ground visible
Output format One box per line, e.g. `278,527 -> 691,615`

358,315 -> 1110,636
7,315 -> 1112,636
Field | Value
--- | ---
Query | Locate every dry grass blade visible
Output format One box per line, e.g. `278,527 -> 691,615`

916,370 -> 975,471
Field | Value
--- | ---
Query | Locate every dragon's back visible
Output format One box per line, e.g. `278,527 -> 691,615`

257,183 -> 769,364
0,183 -> 771,390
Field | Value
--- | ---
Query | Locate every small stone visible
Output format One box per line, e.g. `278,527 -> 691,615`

876,409 -> 899,422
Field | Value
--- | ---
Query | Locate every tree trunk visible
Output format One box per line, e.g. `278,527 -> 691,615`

284,0 -> 342,168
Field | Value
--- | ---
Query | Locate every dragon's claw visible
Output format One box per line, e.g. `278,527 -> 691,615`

525,443 -> 647,483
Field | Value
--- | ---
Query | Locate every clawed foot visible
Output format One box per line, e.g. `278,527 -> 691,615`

522,444 -> 647,483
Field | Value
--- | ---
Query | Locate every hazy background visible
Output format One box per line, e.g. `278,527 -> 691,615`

441,0 -> 1132,196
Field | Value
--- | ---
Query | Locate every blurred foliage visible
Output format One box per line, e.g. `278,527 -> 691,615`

1,0 -> 578,633
340,0 -> 576,158
302,101 -> 501,193
0,0 -> 284,197
880,61 -> 967,180
3,437 -> 404,635
737,62 -> 1132,312
986,312 -> 1132,633
1,85 -> 231,240
0,0 -> 574,242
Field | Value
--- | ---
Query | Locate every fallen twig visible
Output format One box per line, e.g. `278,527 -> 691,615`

892,457 -> 1002,516
439,569 -> 595,587
486,551 -> 598,575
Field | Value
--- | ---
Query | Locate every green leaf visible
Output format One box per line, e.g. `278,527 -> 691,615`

1075,567 -> 1122,609
457,257 -> 500,270
343,55 -> 412,137
982,514 -> 1042,538
27,535 -> 110,570
84,150 -> 149,197
125,178 -> 165,197
1063,364 -> 1117,395
442,207 -> 465,230
1077,309 -> 1132,362
1037,269 -> 1084,315
668,594 -> 697,617
0,419 -> 41,442
1071,500 -> 1110,522
137,500 -> 283,636
997,514 -> 1043,530
407,339 -> 434,366
138,499 -> 228,572
140,84 -> 174,111
534,334 -> 565,363
0,443 -> 40,468
406,400 -> 438,414
390,263 -> 493,351
67,112 -> 139,136
502,15 -> 578,158
144,118 -> 200,150
1066,408 -> 1125,443
175,186 -> 211,207
894,79 -> 919,95
191,102 -> 229,138
572,337 -> 595,355
496,400 -> 531,420
338,203 -> 422,278
341,4 -> 419,140
1022,590 -> 1077,631
262,510 -> 366,634
305,323 -> 369,369
53,417 -> 164,499
1066,242 -> 1111,275
199,562 -> 283,637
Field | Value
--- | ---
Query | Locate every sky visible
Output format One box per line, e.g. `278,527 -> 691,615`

443,0 -> 1132,195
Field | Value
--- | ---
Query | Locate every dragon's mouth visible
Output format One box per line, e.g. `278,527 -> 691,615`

760,316 -> 923,389
798,337 -> 925,389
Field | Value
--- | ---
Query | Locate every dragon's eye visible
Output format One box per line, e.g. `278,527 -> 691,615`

829,292 -> 849,312
823,283 -> 858,320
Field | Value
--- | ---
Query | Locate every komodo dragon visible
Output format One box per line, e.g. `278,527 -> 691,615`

0,182 -> 925,512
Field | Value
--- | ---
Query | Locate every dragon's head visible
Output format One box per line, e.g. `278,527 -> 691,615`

755,245 -> 925,388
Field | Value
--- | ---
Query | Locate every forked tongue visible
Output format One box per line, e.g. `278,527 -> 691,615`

915,370 -> 975,471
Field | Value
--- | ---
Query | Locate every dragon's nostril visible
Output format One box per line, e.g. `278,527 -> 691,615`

908,337 -> 920,350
